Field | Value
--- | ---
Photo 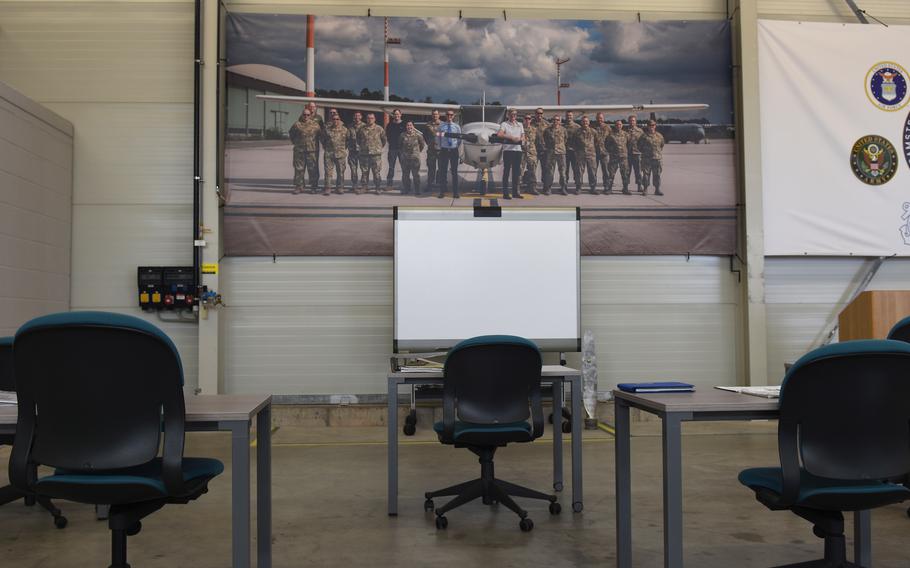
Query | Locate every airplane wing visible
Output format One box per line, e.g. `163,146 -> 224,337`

511,103 -> 708,114
256,94 -> 459,116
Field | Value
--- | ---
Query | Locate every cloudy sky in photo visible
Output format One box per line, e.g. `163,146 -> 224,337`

227,15 -> 733,123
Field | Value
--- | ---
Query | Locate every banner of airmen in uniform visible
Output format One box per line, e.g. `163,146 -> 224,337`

224,15 -> 737,256
758,20 -> 910,256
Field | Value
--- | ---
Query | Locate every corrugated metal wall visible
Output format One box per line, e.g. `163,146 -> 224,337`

0,81 -> 73,335
0,1 -> 200,386
222,256 -> 740,395
758,0 -> 910,22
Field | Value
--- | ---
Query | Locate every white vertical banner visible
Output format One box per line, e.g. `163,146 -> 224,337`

758,20 -> 910,256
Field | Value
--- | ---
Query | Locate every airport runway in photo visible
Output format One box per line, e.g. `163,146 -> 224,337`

223,138 -> 737,256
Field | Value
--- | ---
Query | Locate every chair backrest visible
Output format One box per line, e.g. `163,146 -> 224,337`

778,339 -> 910,481
0,337 -> 12,392
12,312 -> 185,472
443,335 -> 542,424
887,315 -> 910,343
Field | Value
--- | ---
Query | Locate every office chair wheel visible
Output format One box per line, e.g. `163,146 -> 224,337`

553,481 -> 563,492
54,515 -> 68,529
403,423 -> 416,436
519,517 -> 534,532
572,501 -> 583,513
549,502 -> 561,515
435,515 -> 448,530
561,421 -> 572,434
424,499 -> 434,512
906,507 -> 910,518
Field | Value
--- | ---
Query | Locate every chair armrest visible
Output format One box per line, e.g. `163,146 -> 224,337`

9,405 -> 35,492
161,390 -> 186,496
530,380 -> 543,439
776,417 -> 801,506
442,378 -> 456,443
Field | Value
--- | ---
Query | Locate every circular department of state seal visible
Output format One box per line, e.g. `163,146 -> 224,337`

850,135 -> 898,185
866,62 -> 909,111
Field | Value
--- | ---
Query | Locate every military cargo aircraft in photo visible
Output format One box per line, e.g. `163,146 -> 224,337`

256,94 -> 708,170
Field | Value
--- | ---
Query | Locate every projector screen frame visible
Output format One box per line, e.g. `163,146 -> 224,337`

392,206 -> 581,353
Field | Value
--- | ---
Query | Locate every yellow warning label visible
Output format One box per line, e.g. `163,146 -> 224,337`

202,263 -> 219,275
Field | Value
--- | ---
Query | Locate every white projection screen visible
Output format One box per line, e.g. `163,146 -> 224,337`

394,207 -> 581,352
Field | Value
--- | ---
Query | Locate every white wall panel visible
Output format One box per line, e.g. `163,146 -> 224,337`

0,2 -> 194,103
758,0 -> 910,22
44,103 -> 194,205
0,80 -> 72,336
70,205 -> 193,308
764,257 -> 910,384
223,256 -> 739,395
227,0 -> 730,20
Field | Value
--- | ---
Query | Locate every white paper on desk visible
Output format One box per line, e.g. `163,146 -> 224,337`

399,366 -> 443,373
0,391 -> 17,405
715,386 -> 780,398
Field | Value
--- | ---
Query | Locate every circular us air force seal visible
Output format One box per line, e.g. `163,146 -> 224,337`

866,62 -> 909,112
850,135 -> 898,185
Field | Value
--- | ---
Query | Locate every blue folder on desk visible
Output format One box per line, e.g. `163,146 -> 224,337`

617,381 -> 695,393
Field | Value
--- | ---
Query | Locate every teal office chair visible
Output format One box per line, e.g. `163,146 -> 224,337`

424,335 -> 559,532
0,336 -> 67,528
886,315 -> 910,519
9,312 -> 224,568
738,340 -> 910,567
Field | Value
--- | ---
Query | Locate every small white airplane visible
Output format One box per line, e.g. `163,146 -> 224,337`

258,94 -> 708,170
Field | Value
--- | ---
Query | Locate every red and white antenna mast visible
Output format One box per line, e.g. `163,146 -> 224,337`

555,57 -> 570,106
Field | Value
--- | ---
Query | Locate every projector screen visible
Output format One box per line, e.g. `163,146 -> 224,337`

394,207 -> 580,351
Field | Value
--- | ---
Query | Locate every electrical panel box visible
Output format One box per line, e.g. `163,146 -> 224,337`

138,266 -> 196,311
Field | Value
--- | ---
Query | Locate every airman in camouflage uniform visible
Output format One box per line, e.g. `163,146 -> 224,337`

357,113 -> 387,194
288,109 -> 322,194
638,120 -> 665,196
520,115 -> 540,195
533,108 -> 549,189
347,112 -> 365,190
605,119 -> 631,194
422,110 -> 442,191
575,116 -> 599,194
627,115 -> 644,192
594,113 -> 611,191
564,111 -> 580,190
543,115 -> 568,195
399,121 -> 427,195
321,114 -> 352,195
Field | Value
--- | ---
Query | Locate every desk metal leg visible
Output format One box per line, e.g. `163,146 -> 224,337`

387,378 -> 398,516
226,420 -> 251,568
662,413 -> 684,568
256,405 -> 272,568
552,380 -> 564,492
570,375 -> 583,512
615,399 -> 632,568
854,510 -> 871,567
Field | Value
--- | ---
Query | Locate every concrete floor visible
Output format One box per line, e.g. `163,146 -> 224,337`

1,421 -> 908,567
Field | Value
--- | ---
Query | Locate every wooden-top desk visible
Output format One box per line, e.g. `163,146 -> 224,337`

0,394 -> 272,568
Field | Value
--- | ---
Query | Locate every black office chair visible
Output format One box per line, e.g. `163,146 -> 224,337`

9,312 -> 224,568
886,315 -> 910,519
424,335 -> 559,532
0,336 -> 67,528
738,339 -> 910,567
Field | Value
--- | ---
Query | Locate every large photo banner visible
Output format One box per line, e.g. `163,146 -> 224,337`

224,15 -> 736,256
759,20 -> 910,256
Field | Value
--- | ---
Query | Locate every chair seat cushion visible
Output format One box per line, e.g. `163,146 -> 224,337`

36,457 -> 224,505
738,467 -> 910,510
433,420 -> 533,445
